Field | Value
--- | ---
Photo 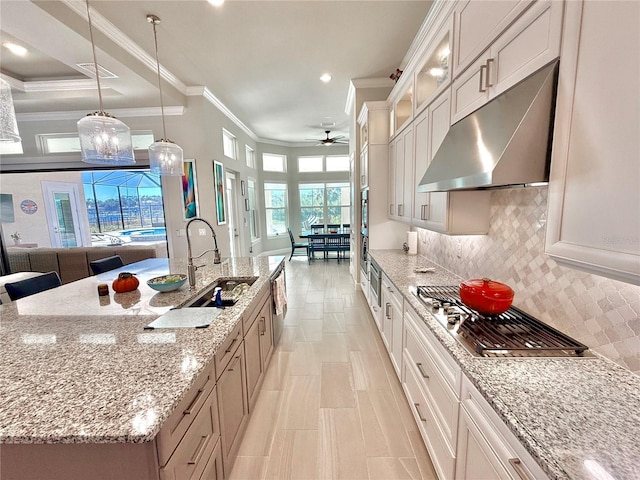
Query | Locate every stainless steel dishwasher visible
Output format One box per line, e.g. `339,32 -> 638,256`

270,261 -> 286,345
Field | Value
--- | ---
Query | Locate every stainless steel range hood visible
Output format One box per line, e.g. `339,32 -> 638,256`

418,61 -> 558,192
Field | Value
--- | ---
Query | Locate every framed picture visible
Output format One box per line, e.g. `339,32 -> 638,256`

245,198 -> 250,211
241,180 -> 246,196
182,159 -> 199,220
214,160 -> 226,225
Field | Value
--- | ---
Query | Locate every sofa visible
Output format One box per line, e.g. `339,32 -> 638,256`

7,246 -> 158,284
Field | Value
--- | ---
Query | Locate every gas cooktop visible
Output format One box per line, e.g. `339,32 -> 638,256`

413,285 -> 592,358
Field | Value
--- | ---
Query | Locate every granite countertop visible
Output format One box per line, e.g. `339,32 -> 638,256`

369,249 -> 640,480
0,255 -> 284,445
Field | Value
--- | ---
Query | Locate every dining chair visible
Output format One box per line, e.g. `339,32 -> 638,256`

342,223 -> 351,233
324,234 -> 342,261
89,255 -> 124,275
310,224 -> 325,234
338,234 -> 351,260
308,235 -> 327,262
287,228 -> 308,261
5,271 -> 62,301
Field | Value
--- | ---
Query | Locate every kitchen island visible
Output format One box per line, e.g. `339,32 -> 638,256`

368,249 -> 640,480
0,255 -> 284,479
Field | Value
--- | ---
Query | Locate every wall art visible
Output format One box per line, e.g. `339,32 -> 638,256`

182,159 -> 199,220
214,160 -> 226,225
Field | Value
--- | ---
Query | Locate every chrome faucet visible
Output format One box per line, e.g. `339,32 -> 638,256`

186,217 -> 221,289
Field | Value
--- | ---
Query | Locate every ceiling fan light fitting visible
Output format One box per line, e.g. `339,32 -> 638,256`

0,77 -> 21,143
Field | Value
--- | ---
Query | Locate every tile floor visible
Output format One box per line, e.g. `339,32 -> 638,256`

228,257 -> 438,480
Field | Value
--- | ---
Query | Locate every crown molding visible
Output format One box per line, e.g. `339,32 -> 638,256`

187,86 -> 258,142
16,106 -> 185,122
345,77 -> 394,115
61,0 -> 187,94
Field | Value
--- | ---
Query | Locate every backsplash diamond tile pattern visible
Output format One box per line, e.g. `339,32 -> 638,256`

417,186 -> 640,374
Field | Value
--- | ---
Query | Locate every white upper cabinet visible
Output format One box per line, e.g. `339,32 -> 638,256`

415,18 -> 453,114
451,0 -> 563,123
545,0 -> 640,285
453,0 -> 534,76
412,90 -> 490,235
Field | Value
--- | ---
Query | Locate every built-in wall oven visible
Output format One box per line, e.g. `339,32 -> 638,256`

369,257 -> 381,307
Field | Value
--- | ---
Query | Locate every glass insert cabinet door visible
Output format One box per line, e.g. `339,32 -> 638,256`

42,181 -> 86,248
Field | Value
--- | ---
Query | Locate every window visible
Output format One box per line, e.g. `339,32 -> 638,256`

298,156 -> 323,172
299,182 -> 350,229
326,155 -> 350,172
248,178 -> 259,241
245,145 -> 255,169
222,129 -> 237,160
264,182 -> 287,236
36,132 -> 155,154
263,153 -> 286,172
296,155 -> 350,172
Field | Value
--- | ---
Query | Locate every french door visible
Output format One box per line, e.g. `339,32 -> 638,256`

42,182 -> 86,247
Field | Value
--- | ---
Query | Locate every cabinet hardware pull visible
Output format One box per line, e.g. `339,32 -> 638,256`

398,204 -> 403,216
228,355 -> 241,371
260,316 -> 266,335
188,435 -> 209,465
508,458 -> 533,480
390,204 -> 394,216
414,403 -> 427,422
225,337 -> 237,353
479,64 -> 488,93
421,204 -> 429,220
183,388 -> 203,415
485,58 -> 495,88
416,363 -> 430,379
385,302 -> 391,319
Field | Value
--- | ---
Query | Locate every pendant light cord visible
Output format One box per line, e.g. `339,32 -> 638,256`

150,17 -> 168,140
85,0 -> 104,114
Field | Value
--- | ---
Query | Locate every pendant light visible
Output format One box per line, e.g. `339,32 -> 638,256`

0,77 -> 21,143
147,14 -> 183,176
77,0 -> 135,165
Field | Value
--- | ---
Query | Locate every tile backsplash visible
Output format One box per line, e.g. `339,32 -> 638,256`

416,186 -> 640,374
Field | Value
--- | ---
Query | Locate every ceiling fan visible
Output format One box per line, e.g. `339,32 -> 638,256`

313,130 -> 348,146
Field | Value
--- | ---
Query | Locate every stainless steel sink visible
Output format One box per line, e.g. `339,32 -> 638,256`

182,276 -> 258,307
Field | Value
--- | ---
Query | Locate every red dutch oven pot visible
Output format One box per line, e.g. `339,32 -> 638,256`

459,278 -> 514,315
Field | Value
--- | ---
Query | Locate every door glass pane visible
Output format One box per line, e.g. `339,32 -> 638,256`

54,193 -> 78,247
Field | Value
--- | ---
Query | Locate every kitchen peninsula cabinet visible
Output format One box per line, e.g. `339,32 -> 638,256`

216,324 -> 249,477
545,0 -> 640,286
451,0 -> 563,123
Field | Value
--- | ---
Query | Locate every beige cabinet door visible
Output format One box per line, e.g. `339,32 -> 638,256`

244,318 -> 262,408
217,342 -> 248,476
388,140 -> 396,219
258,298 -> 274,368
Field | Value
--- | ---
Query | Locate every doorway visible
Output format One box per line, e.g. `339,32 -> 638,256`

42,181 -> 87,248
225,171 -> 241,257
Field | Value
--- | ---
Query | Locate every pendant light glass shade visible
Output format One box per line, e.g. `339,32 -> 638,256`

149,140 -> 184,175
78,111 -> 135,164
147,14 -> 183,176
78,0 -> 134,165
0,77 -> 21,143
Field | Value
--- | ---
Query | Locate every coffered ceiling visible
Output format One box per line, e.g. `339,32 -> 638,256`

0,0 -> 433,145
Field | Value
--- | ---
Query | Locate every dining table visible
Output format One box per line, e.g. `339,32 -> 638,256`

299,230 -> 350,261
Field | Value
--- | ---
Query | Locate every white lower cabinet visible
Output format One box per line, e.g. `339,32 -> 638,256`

382,273 -> 404,376
403,304 -> 460,480
456,376 -> 549,480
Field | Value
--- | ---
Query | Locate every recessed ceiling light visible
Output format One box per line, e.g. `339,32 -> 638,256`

207,0 -> 225,6
320,74 -> 332,83
3,42 -> 28,57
